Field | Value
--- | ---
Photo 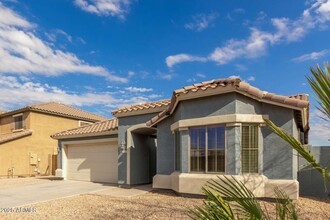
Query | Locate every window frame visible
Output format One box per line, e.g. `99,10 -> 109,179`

174,130 -> 181,171
78,120 -> 93,127
241,124 -> 259,174
12,113 -> 24,131
188,124 -> 226,174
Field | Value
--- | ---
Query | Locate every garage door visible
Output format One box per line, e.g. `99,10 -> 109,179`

67,142 -> 118,183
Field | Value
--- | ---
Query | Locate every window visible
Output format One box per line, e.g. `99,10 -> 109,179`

207,126 -> 225,172
13,115 -> 23,130
174,131 -> 181,171
79,121 -> 93,127
190,125 -> 225,173
241,125 -> 259,173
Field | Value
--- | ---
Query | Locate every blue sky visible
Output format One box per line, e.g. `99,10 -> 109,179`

0,0 -> 329,145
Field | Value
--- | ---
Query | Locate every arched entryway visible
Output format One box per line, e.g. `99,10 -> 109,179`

126,124 -> 157,185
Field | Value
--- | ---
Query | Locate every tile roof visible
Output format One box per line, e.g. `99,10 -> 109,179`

51,118 -> 118,139
146,78 -> 309,128
0,130 -> 33,144
0,102 -> 108,122
112,99 -> 171,117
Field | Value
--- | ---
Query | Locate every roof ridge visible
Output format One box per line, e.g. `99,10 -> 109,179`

29,101 -> 106,119
147,77 -> 309,127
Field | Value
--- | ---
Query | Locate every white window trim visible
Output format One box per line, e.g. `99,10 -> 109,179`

171,114 -> 268,131
188,125 -> 227,174
78,120 -> 93,127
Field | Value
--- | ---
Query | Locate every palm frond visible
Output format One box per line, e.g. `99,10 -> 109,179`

190,187 -> 235,220
274,187 -> 298,220
205,176 -> 263,219
307,63 -> 330,121
265,119 -> 330,190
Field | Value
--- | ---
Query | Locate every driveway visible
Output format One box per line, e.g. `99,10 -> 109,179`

0,180 -> 114,207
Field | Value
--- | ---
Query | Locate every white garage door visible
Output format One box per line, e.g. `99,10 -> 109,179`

67,142 -> 118,183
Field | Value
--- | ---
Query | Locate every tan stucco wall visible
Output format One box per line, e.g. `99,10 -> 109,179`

0,111 -> 83,176
153,172 -> 299,199
0,112 -> 30,134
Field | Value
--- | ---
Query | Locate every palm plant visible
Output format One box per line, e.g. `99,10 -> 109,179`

190,176 -> 298,220
265,63 -> 330,186
307,63 -> 330,121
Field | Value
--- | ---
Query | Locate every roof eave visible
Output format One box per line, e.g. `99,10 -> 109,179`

112,106 -> 168,118
51,130 -> 118,140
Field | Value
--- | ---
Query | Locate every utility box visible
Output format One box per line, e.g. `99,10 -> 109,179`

30,153 -> 38,165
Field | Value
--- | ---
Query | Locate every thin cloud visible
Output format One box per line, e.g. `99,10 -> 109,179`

156,71 -> 174,80
125,87 -> 153,93
46,29 -> 72,43
0,75 -> 153,113
166,0 -> 330,67
0,4 -> 126,83
74,0 -> 132,19
166,54 -> 207,68
292,50 -> 329,62
184,13 -> 218,32
196,73 -> 206,78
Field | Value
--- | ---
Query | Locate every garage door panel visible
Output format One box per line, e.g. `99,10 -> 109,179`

67,143 -> 118,183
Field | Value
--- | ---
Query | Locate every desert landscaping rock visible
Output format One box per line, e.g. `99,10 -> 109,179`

0,189 -> 329,220
0,178 -> 329,219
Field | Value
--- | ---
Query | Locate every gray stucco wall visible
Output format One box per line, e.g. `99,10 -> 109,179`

226,126 -> 240,175
156,93 -> 297,180
118,113 -> 158,185
299,146 -> 330,198
261,103 -> 295,179
130,133 -> 156,184
157,115 -> 175,174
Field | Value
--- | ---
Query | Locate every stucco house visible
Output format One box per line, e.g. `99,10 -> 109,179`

0,102 -> 108,177
52,78 -> 309,199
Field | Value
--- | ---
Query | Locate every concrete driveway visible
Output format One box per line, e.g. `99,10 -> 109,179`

0,180 -> 114,207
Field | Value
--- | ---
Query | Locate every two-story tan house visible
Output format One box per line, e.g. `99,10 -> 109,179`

0,102 -> 107,177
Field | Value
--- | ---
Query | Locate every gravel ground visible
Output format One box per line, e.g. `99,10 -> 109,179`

0,177 -> 52,190
0,189 -> 329,220
0,177 -> 329,219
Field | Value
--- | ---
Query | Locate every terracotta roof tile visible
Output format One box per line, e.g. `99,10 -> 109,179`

0,102 -> 108,122
112,99 -> 171,117
51,118 -> 118,139
0,130 -> 32,144
146,77 -> 309,127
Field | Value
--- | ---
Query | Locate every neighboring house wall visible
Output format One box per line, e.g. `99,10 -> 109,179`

0,135 -> 33,176
0,112 -> 30,133
0,111 -> 88,176
299,146 -> 330,198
